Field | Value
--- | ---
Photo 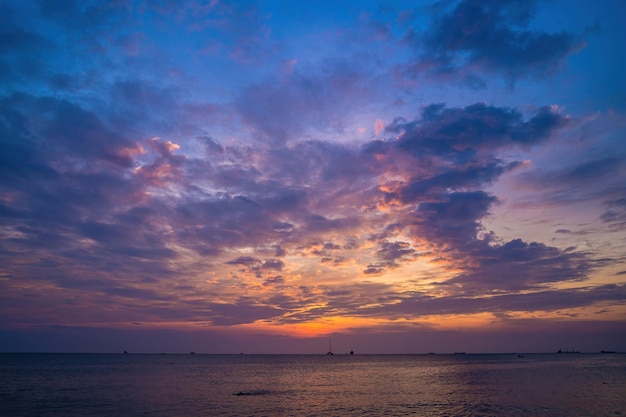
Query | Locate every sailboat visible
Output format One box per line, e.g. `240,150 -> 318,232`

326,338 -> 334,355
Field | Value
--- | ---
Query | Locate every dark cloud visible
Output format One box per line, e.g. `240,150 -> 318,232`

262,259 -> 285,271
357,100 -> 605,294
364,103 -> 615,294
79,220 -> 177,260
362,240 -> 417,275
274,245 -> 287,256
408,188 -> 601,292
0,3 -> 55,86
413,0 -> 583,80
395,160 -> 519,203
2,94 -> 137,168
523,157 -> 622,190
415,191 -> 497,247
363,264 -> 386,275
390,103 -> 568,160
207,298 -> 282,326
0,90 -> 605,329
303,214 -> 361,234
197,135 -> 224,154
224,256 -> 284,277
226,256 -> 260,267
102,286 -> 171,301
323,242 -> 342,250
312,241 -> 344,258
601,197 -> 626,229
321,256 -> 348,266
263,275 -> 285,286
366,283 -> 626,319
173,196 -> 276,255
376,240 -> 416,265
561,157 -> 621,182
449,240 -> 599,292
0,95 -> 57,183
0,0 -> 619,346
513,151 -> 625,208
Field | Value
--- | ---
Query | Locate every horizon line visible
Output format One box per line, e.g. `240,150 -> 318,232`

1,351 -> 623,355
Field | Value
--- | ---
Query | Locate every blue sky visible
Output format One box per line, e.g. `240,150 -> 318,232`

1,0 -> 625,354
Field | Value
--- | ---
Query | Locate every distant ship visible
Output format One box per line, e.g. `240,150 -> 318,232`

556,349 -> 580,353
326,338 -> 334,355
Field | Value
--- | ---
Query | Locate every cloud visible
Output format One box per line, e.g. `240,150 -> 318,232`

521,157 -> 622,191
509,114 -> 626,208
206,298 -> 283,326
359,102 -> 608,294
601,197 -> 626,230
408,189 -> 601,292
448,240 -> 600,292
1,93 -> 139,168
414,190 -> 497,247
412,0 -> 584,81
381,241 -> 413,261
0,92 -> 605,329
235,57 -> 381,144
389,103 -> 569,159
362,240 -> 417,274
226,256 -> 260,267
0,3 -> 56,87
0,0 -> 620,339
347,283 -> 626,321
395,161 -> 519,204
262,259 -> 284,270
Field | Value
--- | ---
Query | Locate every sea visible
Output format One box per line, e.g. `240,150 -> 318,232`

1,353 -> 625,417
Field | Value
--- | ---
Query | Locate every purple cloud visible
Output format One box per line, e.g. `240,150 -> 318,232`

601,197 -> 626,230
389,103 -> 569,159
412,0 -> 584,81
0,0 -> 623,353
361,283 -> 626,319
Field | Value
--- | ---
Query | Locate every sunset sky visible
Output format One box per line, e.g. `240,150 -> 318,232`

1,0 -> 625,354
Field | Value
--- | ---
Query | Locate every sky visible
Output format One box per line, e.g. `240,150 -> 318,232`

1,0 -> 625,354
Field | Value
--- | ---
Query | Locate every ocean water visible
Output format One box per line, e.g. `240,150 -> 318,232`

1,353 -> 625,417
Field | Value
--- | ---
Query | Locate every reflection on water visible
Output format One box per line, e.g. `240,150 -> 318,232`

1,353 -> 625,416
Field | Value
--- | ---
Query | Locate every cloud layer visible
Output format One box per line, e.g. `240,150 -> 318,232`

0,0 -> 625,352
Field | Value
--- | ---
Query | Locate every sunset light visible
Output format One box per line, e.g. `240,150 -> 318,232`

1,0 -> 625,356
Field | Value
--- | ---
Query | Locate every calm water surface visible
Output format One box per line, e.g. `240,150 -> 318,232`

1,353 -> 625,416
